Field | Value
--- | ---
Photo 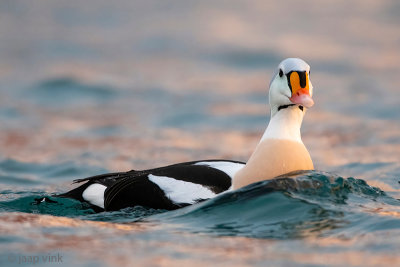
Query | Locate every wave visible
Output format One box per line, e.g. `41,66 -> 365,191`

1,170 -> 399,239
147,171 -> 400,238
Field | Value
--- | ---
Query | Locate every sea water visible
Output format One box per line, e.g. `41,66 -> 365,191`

1,1 -> 400,266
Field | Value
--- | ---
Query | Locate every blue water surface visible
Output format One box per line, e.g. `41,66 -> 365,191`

1,1 -> 400,266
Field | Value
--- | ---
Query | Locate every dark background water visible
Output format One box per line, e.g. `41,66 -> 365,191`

1,0 -> 400,266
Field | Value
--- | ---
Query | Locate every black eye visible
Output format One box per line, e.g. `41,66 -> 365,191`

309,70 -> 311,76
279,69 -> 283,77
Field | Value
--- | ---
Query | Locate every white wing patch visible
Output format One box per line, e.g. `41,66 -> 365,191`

194,161 -> 244,179
148,174 -> 216,204
82,183 -> 107,209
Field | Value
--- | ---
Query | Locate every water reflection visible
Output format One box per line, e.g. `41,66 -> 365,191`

0,0 -> 400,266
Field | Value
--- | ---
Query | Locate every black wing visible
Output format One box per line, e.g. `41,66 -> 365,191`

57,159 -> 245,211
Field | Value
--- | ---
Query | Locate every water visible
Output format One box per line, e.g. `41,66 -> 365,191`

1,170 -> 400,266
1,0 -> 400,266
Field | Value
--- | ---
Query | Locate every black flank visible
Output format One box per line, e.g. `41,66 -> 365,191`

56,159 -> 245,212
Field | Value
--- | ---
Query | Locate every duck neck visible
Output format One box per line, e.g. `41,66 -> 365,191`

261,105 -> 304,144
232,105 -> 313,189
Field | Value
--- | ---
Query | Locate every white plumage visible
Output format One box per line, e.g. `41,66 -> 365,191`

148,174 -> 216,204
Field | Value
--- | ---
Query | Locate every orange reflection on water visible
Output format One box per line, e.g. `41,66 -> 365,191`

2,212 -> 400,267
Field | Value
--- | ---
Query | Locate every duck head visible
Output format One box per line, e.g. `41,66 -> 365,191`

268,58 -> 313,117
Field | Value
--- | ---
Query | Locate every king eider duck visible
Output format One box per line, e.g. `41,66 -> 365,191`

57,58 -> 314,212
